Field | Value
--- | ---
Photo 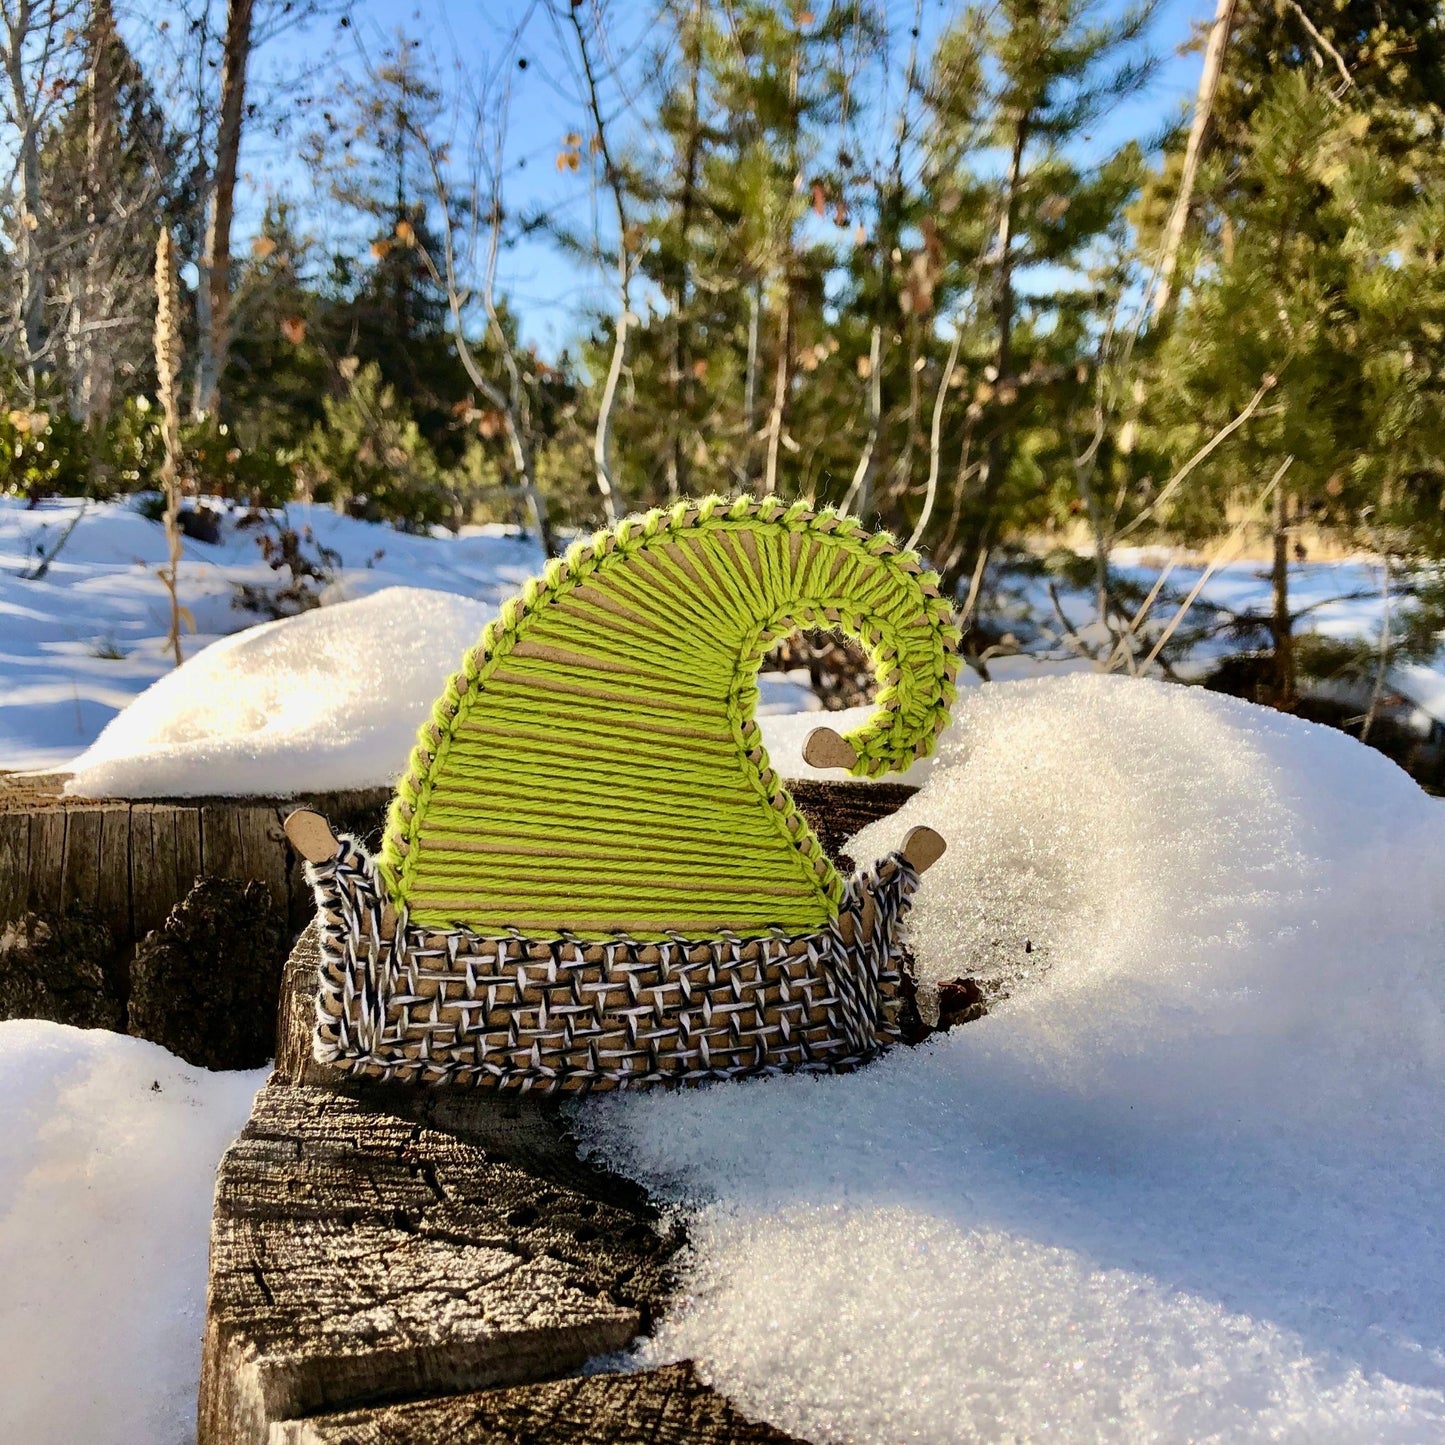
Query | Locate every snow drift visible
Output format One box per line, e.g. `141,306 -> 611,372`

0,1022 -> 263,1445
577,674 -> 1445,1443
65,587 -> 495,797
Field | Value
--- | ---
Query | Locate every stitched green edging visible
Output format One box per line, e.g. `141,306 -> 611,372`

378,495 -> 959,938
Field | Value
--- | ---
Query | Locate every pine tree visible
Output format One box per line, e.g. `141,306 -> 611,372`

887,0 -> 1156,568
225,199 -> 330,464
1145,0 -> 1445,706
318,35 -> 465,454
595,0 -> 871,508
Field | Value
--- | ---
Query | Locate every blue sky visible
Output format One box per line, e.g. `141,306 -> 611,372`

239,0 -> 1212,354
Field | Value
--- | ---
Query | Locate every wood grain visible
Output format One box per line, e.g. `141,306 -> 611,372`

271,1361 -> 807,1445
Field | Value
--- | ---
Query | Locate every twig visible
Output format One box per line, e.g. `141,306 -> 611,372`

1361,544 -> 1391,744
1150,0 -> 1237,322
1280,0 -> 1353,93
1113,374 -> 1276,542
20,499 -> 88,581
1139,456 -> 1293,672
1103,557 -> 1176,673
958,546 -> 989,629
561,0 -> 629,523
840,324 -> 882,518
154,227 -> 186,668
907,323 -> 963,551
1046,579 -> 1096,662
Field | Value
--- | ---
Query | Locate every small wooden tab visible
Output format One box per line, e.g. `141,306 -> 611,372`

802,726 -> 859,771
284,810 -> 341,865
901,825 -> 946,875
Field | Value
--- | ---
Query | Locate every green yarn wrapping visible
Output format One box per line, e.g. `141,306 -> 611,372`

378,495 -> 960,939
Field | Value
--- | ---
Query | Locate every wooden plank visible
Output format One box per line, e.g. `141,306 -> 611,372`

237,806 -> 289,913
0,812 -> 30,926
198,1080 -> 675,1445
27,811 -> 66,917
59,807 -> 104,913
96,805 -> 132,942
1,789 -> 399,947
131,804 -> 176,942
201,804 -> 243,883
175,807 -> 203,898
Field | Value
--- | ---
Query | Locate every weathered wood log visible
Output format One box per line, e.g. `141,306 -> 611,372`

129,876 -> 288,1069
0,779 -> 392,952
199,1079 -> 679,1445
270,1360 -> 806,1444
0,907 -> 123,1030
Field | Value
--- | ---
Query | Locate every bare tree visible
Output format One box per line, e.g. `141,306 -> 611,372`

556,0 -> 633,525
411,89 -> 558,557
0,0 -> 85,397
660,0 -> 705,501
130,0 -> 335,422
154,226 -> 187,666
335,12 -> 562,554
55,0 -> 174,445
192,0 -> 255,419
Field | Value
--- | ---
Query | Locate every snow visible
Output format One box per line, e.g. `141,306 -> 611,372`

65,587 -> 496,797
0,1022 -> 264,1445
576,674 -> 1445,1444
0,497 -> 541,772
4,495 -> 1439,793
61,585 -> 822,799
1387,662 -> 1445,729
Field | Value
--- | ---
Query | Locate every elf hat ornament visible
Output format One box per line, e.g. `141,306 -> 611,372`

286,495 -> 959,1092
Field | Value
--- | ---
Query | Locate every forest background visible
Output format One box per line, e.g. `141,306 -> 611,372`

3,0 -> 1444,717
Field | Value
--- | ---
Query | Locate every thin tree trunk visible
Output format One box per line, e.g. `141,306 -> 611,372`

155,229 -> 186,668
194,0 -> 255,419
762,32 -> 801,497
740,281 -> 760,488
81,0 -> 118,438
666,0 -> 705,501
1270,485 -> 1295,708
841,324 -> 882,517
974,113 -> 1030,545
1152,0 -> 1235,322
565,0 -> 626,523
763,284 -> 791,496
4,1 -> 48,394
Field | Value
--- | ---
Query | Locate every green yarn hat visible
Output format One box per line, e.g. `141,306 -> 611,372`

379,496 -> 960,940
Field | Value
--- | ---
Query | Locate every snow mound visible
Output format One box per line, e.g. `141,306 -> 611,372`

577,674 -> 1445,1444
0,1022 -> 263,1445
65,587 -> 494,797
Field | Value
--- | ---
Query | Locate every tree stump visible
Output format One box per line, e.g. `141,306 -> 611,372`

198,780 -> 920,1444
0,906 -> 123,1030
0,776 -> 393,954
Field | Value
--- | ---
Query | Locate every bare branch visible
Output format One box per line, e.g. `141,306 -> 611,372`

1113,374 -> 1277,542
840,324 -> 882,518
908,323 -> 963,550
1139,456 -> 1293,672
